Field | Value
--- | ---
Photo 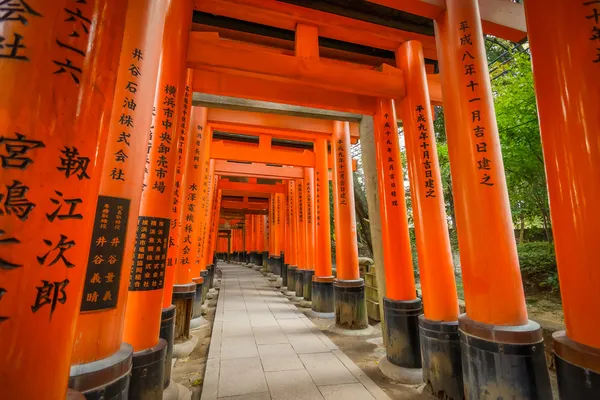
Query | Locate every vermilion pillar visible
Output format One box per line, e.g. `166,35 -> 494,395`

191,158 -> 214,316
525,1 -> 600,397
332,122 -> 368,330
373,98 -> 422,373
292,178 -> 307,300
302,168 -> 316,302
122,0 -> 193,394
435,1 -> 551,397
285,181 -> 299,296
0,2 -> 127,398
171,107 -> 208,340
164,70 -> 193,304
69,0 -> 167,396
312,138 -> 335,315
398,40 -> 462,395
207,186 -> 222,287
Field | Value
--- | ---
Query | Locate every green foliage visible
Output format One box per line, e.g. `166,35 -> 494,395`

517,242 -> 559,293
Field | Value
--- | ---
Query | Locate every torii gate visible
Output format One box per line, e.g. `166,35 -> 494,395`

1,1 -> 597,399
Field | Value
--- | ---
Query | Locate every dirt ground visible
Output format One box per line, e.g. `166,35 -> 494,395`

171,297 -> 217,400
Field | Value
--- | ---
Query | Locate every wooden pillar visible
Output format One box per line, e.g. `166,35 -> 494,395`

164,70 -> 193,305
207,186 -> 222,287
0,1 -> 128,397
285,180 -> 299,295
311,138 -> 334,314
525,0 -> 600,397
302,168 -> 316,301
332,122 -> 368,330
122,0 -> 193,394
69,0 -> 167,396
397,40 -> 462,395
373,99 -> 422,371
171,107 -> 208,340
292,178 -> 307,299
435,1 -> 551,397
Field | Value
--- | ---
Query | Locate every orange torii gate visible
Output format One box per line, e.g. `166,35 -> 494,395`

2,0 -> 598,399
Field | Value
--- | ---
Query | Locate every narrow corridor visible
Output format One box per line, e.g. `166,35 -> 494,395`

202,263 -> 392,400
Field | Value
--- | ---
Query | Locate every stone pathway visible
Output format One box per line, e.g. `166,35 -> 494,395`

201,262 -> 392,400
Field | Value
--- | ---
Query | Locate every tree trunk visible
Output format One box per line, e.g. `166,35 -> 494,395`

354,184 -> 373,256
519,213 -> 525,244
541,209 -> 552,243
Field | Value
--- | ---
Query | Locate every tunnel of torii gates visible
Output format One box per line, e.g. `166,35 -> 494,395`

0,0 -> 598,399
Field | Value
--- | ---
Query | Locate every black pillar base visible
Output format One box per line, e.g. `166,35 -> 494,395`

192,277 -> 204,319
459,315 -> 552,400
312,277 -> 335,313
207,264 -> 214,289
271,256 -> 282,276
282,264 -> 289,287
262,251 -> 268,268
249,252 -> 256,265
554,330 -> 600,399
69,343 -> 133,400
303,270 -> 315,301
129,339 -> 167,400
287,266 -> 298,293
333,279 -> 368,330
160,305 -> 176,389
172,283 -> 195,340
254,251 -> 262,266
383,298 -> 423,368
295,270 -> 305,298
200,270 -> 210,302
419,316 -> 463,399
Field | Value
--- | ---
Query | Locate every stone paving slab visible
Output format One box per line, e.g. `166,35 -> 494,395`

201,263 -> 392,400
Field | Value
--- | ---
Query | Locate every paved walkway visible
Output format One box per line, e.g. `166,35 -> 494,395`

202,262 -> 392,400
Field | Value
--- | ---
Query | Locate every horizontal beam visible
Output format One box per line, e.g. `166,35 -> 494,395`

194,93 -> 363,122
221,200 -> 269,210
187,32 -> 406,99
193,69 -> 377,114
207,108 -> 360,139
211,138 -> 315,167
214,160 -> 304,179
192,68 -> 441,115
367,0 -> 527,42
221,208 -> 268,215
193,0 -> 438,59
218,180 -> 286,194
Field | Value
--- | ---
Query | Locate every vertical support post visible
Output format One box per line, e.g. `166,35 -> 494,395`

207,187 -> 222,288
525,1 -> 600,397
332,122 -> 368,330
312,139 -> 335,315
124,0 -> 194,395
285,181 -> 298,296
303,168 -> 316,302
398,40 -> 462,396
293,178 -> 306,300
0,1 -> 128,398
171,107 -> 208,341
373,98 -> 423,377
69,0 -> 168,397
435,1 -> 551,397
